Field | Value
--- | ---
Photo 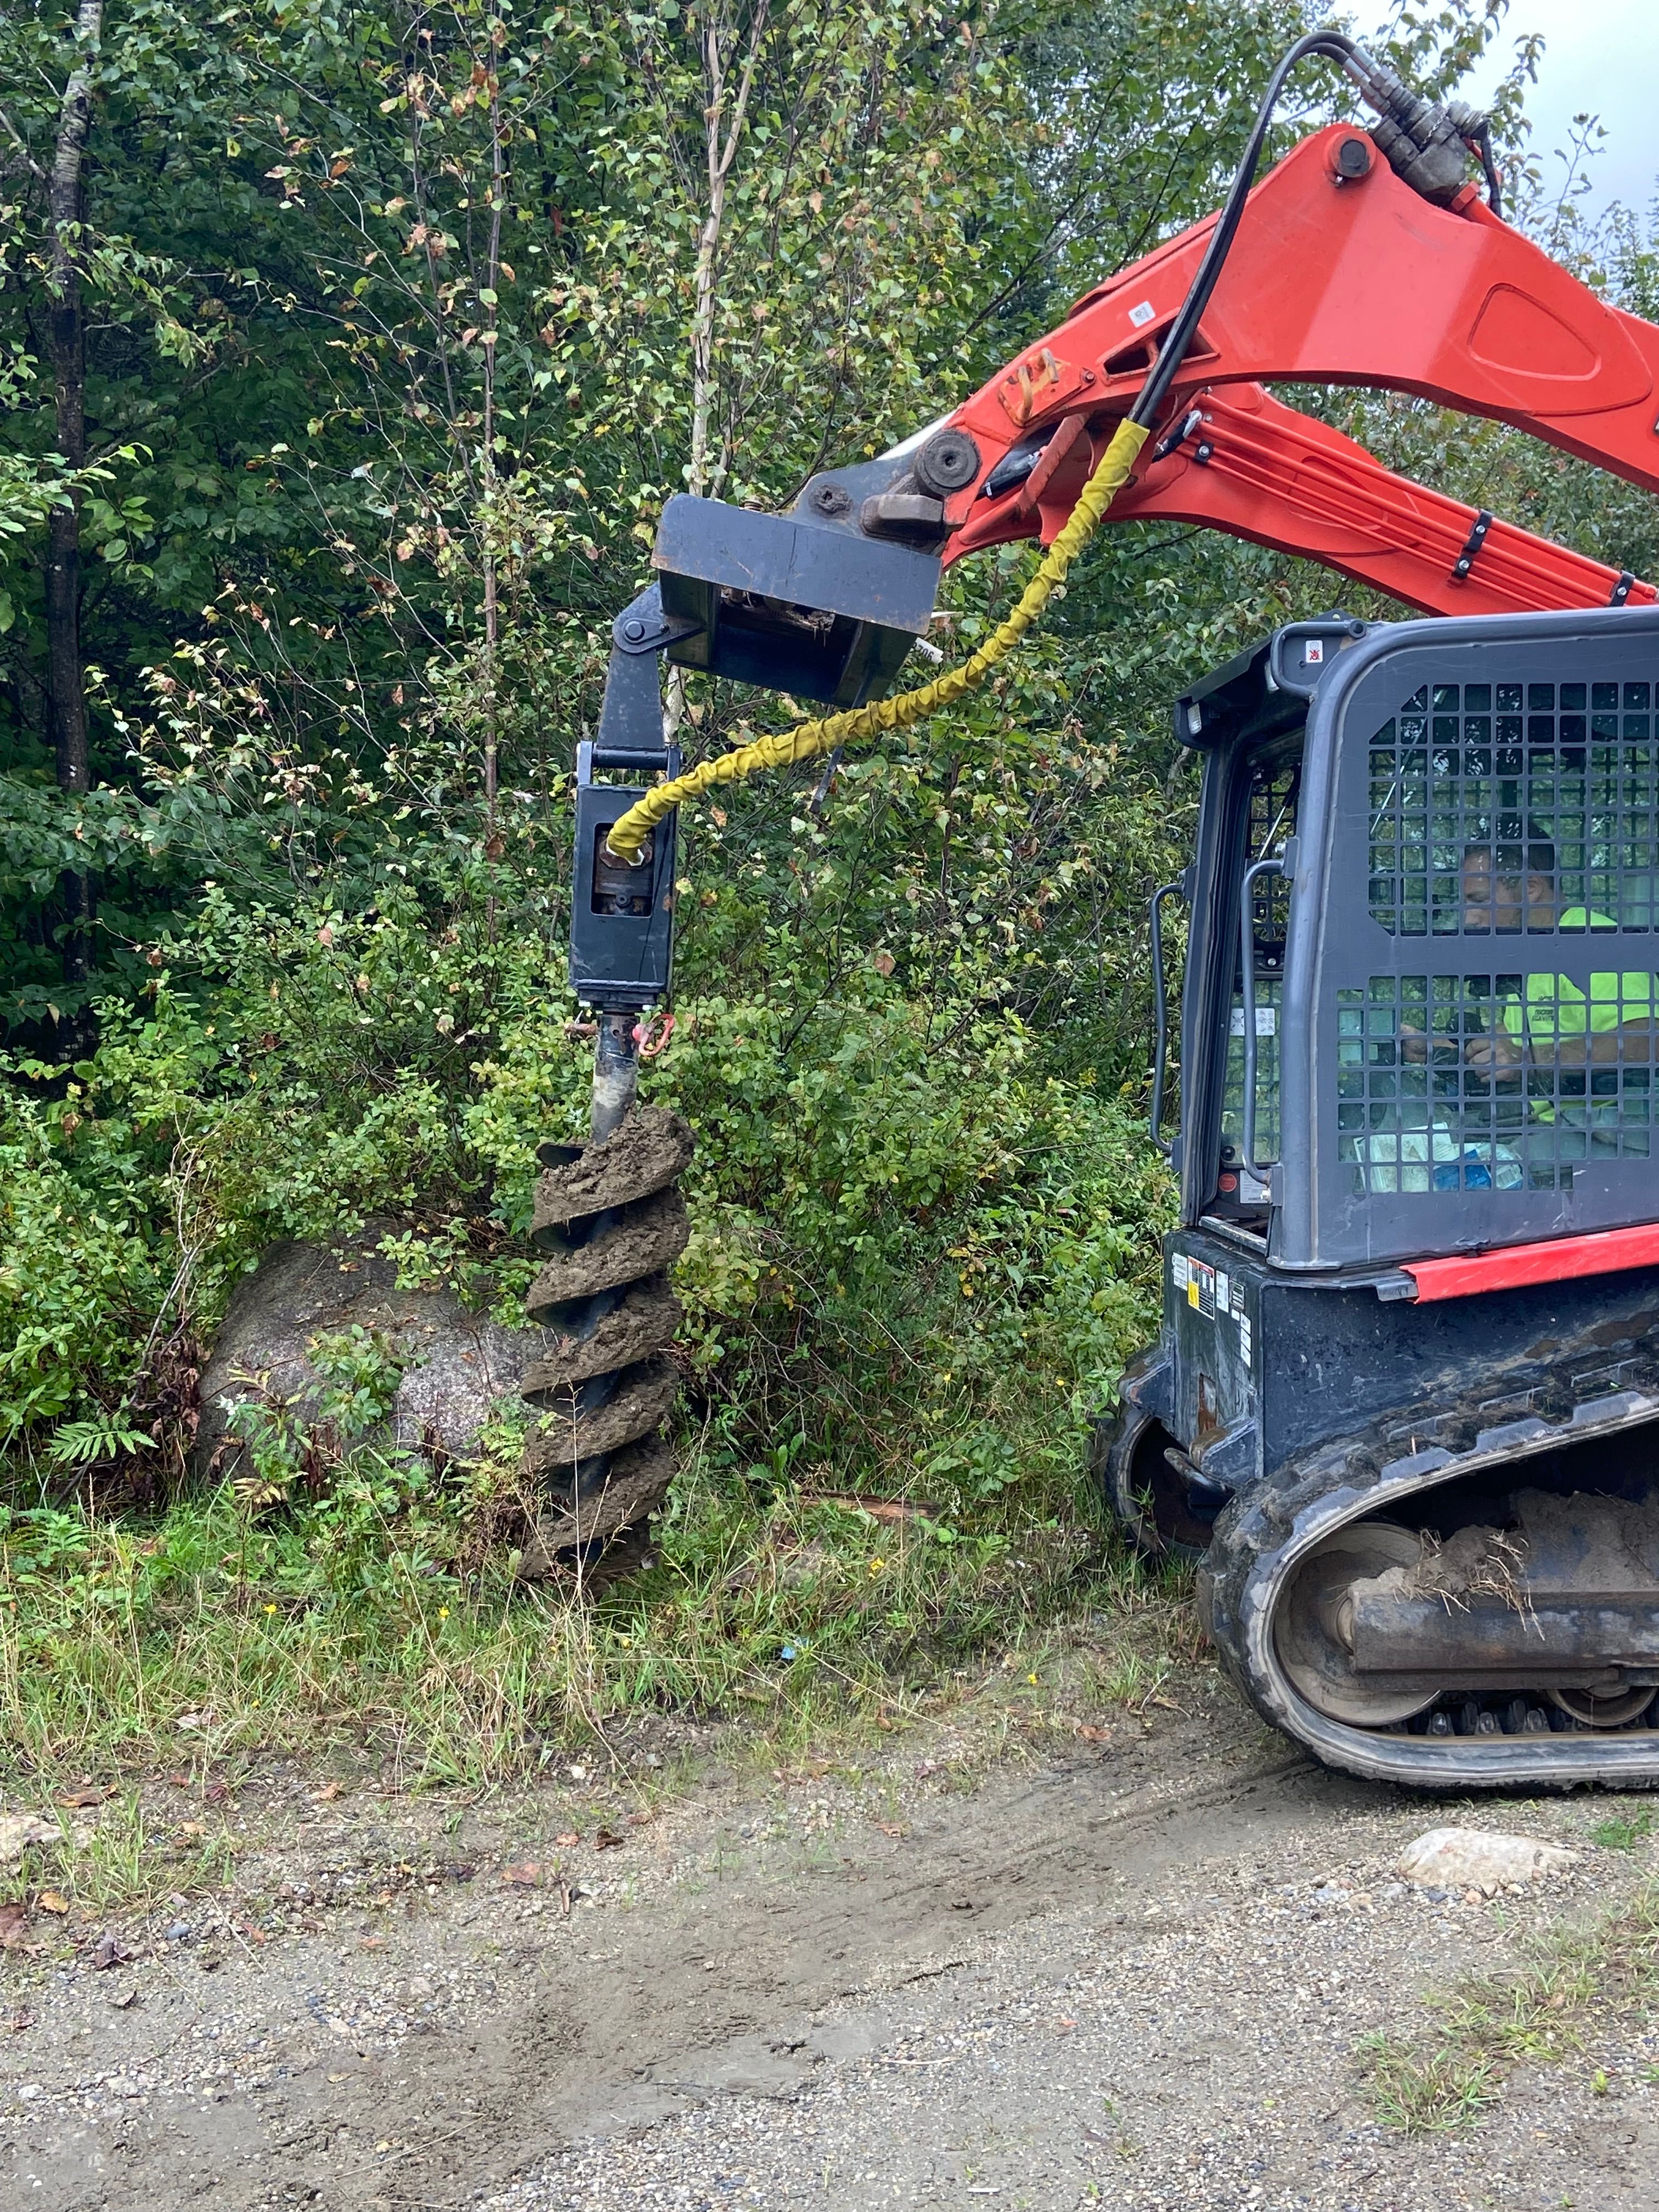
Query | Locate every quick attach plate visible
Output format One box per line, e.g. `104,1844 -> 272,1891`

652,494 -> 939,707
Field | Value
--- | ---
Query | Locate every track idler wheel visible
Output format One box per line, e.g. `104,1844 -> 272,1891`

514,1105 -> 693,1590
1272,1521 -> 1439,1727
1549,1686 -> 1657,1728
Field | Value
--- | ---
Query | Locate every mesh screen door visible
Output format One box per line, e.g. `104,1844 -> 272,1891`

1322,639 -> 1659,1257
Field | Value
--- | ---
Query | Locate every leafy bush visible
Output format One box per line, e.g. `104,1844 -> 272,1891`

0,857 -> 1171,1504
0,1087 -> 178,1446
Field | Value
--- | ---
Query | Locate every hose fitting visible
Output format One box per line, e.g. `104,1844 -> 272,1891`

1347,50 -> 1495,208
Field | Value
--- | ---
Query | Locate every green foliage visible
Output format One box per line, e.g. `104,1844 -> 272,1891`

227,1324 -> 407,1511
44,1409 -> 156,1471
0,1083 -> 177,1442
1358,2034 -> 1500,2135
648,985 -> 1169,1502
1591,1808 -> 1656,1852
0,0 -> 1589,1771
0,1418 -> 1170,1782
0,848 -> 1169,1495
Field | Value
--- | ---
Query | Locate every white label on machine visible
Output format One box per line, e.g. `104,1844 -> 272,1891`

1240,1317 -> 1254,1364
1216,1270 -> 1231,1314
1172,1251 -> 1190,1292
1128,298 -> 1156,328
1305,638 -> 1325,664
1229,1007 -> 1277,1037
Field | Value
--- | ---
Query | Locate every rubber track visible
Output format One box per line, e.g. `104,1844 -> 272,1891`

1200,1287 -> 1659,1787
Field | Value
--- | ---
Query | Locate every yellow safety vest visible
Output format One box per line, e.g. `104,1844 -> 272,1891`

1500,909 -> 1655,1121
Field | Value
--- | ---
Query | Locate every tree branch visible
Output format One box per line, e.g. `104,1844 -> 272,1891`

0,100 -> 46,183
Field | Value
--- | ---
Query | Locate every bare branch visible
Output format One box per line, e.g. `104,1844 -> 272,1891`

0,100 -> 47,183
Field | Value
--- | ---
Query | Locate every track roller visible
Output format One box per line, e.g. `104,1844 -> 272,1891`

1201,1408 -> 1659,1786
513,1104 -> 693,1587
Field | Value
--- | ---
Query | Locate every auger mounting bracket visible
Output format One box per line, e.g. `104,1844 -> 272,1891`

568,583 -> 687,1013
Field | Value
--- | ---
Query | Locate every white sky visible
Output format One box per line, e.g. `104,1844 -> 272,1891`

1463,1 -> 1659,221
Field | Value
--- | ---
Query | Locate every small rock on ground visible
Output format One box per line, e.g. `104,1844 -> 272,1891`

1395,1825 -> 1578,1894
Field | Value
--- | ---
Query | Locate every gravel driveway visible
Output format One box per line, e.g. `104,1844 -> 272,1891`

4,1689 -> 1655,2209
487,1781 -> 1651,2212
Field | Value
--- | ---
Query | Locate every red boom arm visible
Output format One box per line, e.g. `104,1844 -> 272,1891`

935,125 -> 1659,619
1029,381 -> 1653,618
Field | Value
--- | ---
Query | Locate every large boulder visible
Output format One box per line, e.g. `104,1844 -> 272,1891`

195,1229 -> 552,1476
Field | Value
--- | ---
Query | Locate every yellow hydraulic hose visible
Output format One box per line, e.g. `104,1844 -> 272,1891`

600,415 -> 1153,861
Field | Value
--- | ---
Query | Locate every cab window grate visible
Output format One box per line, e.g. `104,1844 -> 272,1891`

1368,679 -> 1657,937
1337,972 -> 1655,1194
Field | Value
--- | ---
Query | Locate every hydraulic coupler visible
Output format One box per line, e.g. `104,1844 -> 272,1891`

514,587 -> 695,1587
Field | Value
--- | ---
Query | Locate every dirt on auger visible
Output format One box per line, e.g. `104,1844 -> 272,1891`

513,1105 -> 694,1587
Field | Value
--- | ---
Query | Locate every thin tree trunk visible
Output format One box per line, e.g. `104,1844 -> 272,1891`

481,48 -> 504,941
664,2 -> 768,744
684,107 -> 726,502
686,3 -> 768,499
44,0 -> 103,1032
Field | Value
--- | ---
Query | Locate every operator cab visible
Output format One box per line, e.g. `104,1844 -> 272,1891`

1164,607 -> 1659,1272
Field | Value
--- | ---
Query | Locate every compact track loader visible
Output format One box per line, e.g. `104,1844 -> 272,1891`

532,31 -> 1659,1784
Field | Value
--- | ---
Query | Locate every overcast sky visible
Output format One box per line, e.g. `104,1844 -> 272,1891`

1462,1 -> 1659,221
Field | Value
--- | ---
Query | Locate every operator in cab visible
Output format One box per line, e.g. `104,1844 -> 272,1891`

1449,837 -> 1654,1161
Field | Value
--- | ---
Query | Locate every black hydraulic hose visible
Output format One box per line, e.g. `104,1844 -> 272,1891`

1129,29 -> 1371,429
1473,123 -> 1504,219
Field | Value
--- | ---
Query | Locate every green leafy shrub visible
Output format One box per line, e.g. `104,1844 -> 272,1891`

0,1089 -> 177,1446
226,1325 -> 407,1511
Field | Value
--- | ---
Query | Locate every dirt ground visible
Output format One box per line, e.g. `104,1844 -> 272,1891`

4,1672 -> 1657,2211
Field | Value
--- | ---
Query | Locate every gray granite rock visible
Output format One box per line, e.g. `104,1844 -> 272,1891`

196,1228 -> 550,1474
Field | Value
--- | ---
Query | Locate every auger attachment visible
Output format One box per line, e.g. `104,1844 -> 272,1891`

515,589 -> 694,1588
514,1095 -> 694,1584
523,470 -> 952,1579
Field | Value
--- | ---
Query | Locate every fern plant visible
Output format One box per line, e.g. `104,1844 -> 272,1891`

44,1412 -> 155,1471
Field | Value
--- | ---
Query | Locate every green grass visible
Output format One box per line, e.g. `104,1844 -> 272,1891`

1081,1643 -> 1175,1713
1358,1881 -> 1659,2133
0,1786 -> 245,1931
1591,1809 -> 1656,1852
0,1428 -> 1190,1798
1359,2036 -> 1501,2133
